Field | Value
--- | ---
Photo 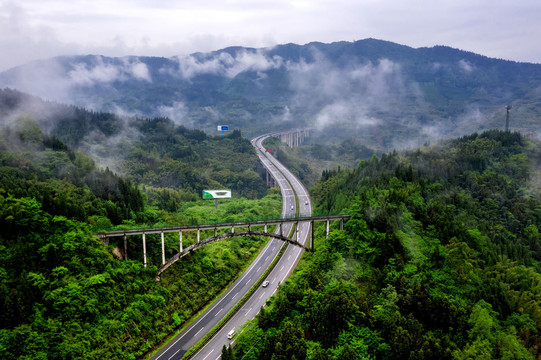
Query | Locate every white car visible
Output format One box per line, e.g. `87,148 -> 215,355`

262,280 -> 270,288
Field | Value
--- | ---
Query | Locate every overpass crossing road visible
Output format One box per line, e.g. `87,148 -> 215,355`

149,131 -> 313,360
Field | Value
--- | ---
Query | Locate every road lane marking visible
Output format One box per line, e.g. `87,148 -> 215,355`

232,292 -> 239,299
194,327 -> 204,337
167,349 -> 181,360
214,308 -> 223,317
201,349 -> 214,360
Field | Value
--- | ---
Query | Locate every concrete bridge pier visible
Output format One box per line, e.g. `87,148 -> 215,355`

278,129 -> 309,148
124,235 -> 128,260
143,233 -> 147,267
161,232 -> 166,265
179,231 -> 183,253
266,170 -> 277,188
326,220 -> 330,239
197,229 -> 200,243
310,220 -> 314,251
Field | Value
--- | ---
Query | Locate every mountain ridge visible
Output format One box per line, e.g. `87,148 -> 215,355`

1,38 -> 540,149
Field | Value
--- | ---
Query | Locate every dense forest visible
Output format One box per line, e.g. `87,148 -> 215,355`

230,130 -> 541,359
0,102 -> 283,358
0,88 -> 268,200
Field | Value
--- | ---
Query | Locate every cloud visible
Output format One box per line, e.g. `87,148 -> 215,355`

168,49 -> 283,79
130,61 -> 151,81
68,57 -> 152,85
315,101 -> 380,129
458,59 -> 474,73
285,47 -> 422,132
69,61 -> 120,85
156,101 -> 190,126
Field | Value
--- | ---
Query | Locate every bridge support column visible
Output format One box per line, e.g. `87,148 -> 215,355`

311,220 -> 314,251
179,231 -> 183,253
340,219 -> 344,231
161,232 -> 165,265
280,222 -> 283,237
143,233 -> 147,267
124,235 -> 128,260
231,226 -> 234,233
214,227 -> 217,237
264,224 -> 267,233
197,229 -> 200,243
326,220 -> 329,239
296,221 -> 299,241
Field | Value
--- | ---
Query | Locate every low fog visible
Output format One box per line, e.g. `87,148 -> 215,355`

1,40 -> 538,154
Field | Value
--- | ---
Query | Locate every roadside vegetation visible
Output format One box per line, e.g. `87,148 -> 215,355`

0,116 -> 282,359
230,130 -> 541,359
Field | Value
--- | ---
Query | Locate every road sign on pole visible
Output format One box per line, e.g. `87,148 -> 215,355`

203,190 -> 231,208
217,125 -> 229,139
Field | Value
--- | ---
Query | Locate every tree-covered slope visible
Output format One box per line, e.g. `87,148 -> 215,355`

0,92 -> 284,359
231,130 -> 541,359
0,116 -> 143,225
0,192 -> 275,359
0,88 -> 267,200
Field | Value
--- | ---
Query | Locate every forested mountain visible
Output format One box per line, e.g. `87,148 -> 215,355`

0,91 -> 282,359
0,115 -> 143,225
0,88 -> 267,200
1,39 -> 541,149
231,130 -> 541,359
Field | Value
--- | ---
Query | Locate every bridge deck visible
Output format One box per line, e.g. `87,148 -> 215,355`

97,214 -> 350,238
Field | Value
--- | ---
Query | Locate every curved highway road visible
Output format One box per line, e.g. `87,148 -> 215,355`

150,132 -> 311,360
189,134 -> 312,360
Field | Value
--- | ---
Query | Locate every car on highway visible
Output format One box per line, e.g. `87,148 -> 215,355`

262,280 -> 270,288
227,329 -> 235,339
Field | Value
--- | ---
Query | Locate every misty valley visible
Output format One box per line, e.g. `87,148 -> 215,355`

1,39 -> 541,360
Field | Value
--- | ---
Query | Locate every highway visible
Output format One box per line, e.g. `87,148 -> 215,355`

189,134 -> 312,360
149,132 -> 311,360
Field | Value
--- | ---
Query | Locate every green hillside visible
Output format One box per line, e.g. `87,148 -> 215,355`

0,89 -> 283,359
231,130 -> 541,359
0,89 -> 267,200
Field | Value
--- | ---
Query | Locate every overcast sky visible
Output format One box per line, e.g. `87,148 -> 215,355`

1,0 -> 540,72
